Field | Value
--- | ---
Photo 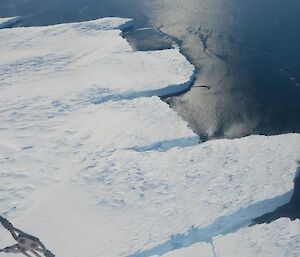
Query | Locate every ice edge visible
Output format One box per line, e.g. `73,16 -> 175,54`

127,188 -> 294,257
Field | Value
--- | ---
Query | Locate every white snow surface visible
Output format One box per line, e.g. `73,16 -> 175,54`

0,17 -> 299,257
153,242 -> 213,257
214,218 -> 300,257
0,17 -> 21,29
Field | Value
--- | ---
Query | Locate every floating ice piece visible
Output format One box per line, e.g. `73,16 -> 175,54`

0,18 -> 195,102
66,17 -> 134,31
0,17 -> 22,29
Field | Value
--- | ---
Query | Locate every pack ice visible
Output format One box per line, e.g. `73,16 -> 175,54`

0,17 -> 299,257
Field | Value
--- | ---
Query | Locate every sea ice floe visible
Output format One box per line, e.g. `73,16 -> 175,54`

157,218 -> 300,257
0,17 -> 299,257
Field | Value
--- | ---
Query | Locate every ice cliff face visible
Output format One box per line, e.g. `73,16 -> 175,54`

0,17 -> 299,257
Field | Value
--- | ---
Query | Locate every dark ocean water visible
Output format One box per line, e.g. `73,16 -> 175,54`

1,0 -> 299,140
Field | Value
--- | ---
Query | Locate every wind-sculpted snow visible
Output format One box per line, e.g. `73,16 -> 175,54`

0,18 -> 299,257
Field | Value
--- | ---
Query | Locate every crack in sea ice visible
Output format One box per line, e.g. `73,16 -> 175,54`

131,137 -> 200,152
126,166 -> 299,257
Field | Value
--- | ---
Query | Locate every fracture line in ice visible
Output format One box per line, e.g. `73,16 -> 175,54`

127,189 -> 294,257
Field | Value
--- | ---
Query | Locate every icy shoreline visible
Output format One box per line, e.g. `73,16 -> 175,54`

0,17 -> 299,257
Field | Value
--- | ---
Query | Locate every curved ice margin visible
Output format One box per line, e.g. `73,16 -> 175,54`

0,16 -> 22,29
118,20 -> 197,101
126,70 -> 196,99
117,19 -> 135,31
93,71 -> 196,104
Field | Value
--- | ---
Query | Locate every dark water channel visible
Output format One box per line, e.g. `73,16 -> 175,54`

1,0 -> 299,220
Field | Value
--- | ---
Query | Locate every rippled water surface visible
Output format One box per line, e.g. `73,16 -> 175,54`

1,0 -> 300,139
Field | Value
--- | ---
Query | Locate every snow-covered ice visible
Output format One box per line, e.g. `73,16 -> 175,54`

0,17 -> 21,29
157,218 -> 300,257
0,17 -> 194,102
214,218 -> 300,257
96,134 -> 299,257
152,242 -> 213,257
0,17 -> 299,257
